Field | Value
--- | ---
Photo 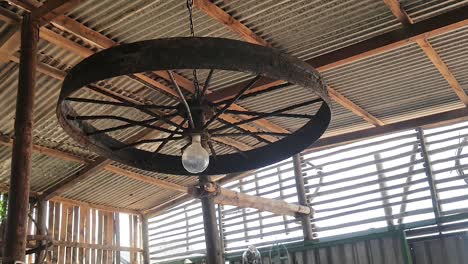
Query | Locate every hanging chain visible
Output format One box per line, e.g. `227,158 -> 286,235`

186,0 -> 201,99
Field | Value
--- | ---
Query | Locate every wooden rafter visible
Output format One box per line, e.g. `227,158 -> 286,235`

193,0 -> 269,46
207,5 -> 468,114
196,1 -> 384,127
382,0 -> 413,25
415,38 -> 468,106
31,0 -> 85,24
0,0 -> 84,57
383,1 -> 467,106
328,86 -> 384,126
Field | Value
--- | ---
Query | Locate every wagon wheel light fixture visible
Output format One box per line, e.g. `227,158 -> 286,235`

56,2 -> 332,175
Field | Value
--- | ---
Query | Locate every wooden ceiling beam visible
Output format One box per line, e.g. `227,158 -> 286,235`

0,0 -> 85,58
328,86 -> 384,126
196,1 -> 384,127
193,0 -> 269,46
310,107 -> 468,151
415,38 -> 468,106
31,0 -> 85,25
383,1 -> 467,106
382,0 -> 413,25
207,5 -> 468,119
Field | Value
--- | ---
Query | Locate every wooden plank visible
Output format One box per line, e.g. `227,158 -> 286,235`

328,86 -> 385,126
72,206 -> 79,263
47,201 -> 55,262
53,203 -> 61,263
65,206 -> 73,264
83,208 -> 90,264
91,209 -> 96,264
96,211 -> 103,263
383,0 -> 413,25
132,215 -> 139,264
193,0 -> 268,46
129,215 -> 135,264
115,212 -> 121,264
79,207 -> 85,263
58,204 -> 68,264
415,37 -> 468,106
102,212 -> 109,263
107,212 -> 114,263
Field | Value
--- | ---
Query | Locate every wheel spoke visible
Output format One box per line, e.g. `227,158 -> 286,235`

113,136 -> 186,151
208,140 -> 217,159
67,115 -> 184,135
210,99 -> 323,133
65,97 -> 178,110
88,84 -> 184,132
211,132 -> 290,137
223,109 -> 314,119
154,119 -> 188,154
203,75 -> 262,129
214,82 -> 291,106
87,117 -> 161,136
217,118 -> 271,144
167,70 -> 195,129
200,69 -> 214,101
211,140 -> 248,158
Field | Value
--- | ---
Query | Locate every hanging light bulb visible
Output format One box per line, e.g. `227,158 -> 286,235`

182,135 -> 210,173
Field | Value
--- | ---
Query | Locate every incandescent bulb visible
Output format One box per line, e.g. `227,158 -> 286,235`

182,135 -> 210,173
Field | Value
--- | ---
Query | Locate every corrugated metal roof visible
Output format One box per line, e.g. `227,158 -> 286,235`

0,1 -> 466,211
428,25 -> 468,94
322,42 -> 465,124
401,0 -> 468,22
214,0 -> 400,60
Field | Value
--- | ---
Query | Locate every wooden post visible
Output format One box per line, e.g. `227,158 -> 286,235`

141,215 -> 150,264
199,176 -> 223,264
293,154 -> 314,240
2,13 -> 39,263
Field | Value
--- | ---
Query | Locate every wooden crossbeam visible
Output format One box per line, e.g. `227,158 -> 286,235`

193,0 -> 269,46
0,0 -> 84,57
415,38 -> 468,106
196,1 -> 384,127
207,5 -> 468,115
383,0 -> 413,25
328,86 -> 384,126
310,107 -> 468,151
31,0 -> 85,25
383,1 -> 467,106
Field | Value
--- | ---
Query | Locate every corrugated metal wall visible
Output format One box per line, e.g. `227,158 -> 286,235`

229,233 -> 407,264
411,234 -> 468,264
